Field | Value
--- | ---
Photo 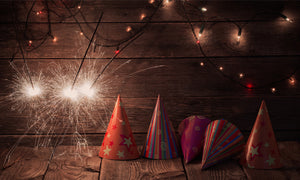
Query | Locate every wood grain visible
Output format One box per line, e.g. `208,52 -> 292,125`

242,142 -> 300,180
184,157 -> 246,180
44,146 -> 101,180
0,146 -> 52,179
100,157 -> 186,180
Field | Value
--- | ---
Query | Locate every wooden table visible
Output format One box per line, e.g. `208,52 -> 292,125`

0,141 -> 299,179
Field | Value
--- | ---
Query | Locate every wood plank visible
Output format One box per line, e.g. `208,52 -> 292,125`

99,157 -> 186,179
0,146 -> 52,179
0,96 -> 299,139
184,157 -> 246,180
44,146 -> 101,180
242,142 -> 300,180
0,58 -> 299,97
3,1 -> 300,23
1,21 -> 300,58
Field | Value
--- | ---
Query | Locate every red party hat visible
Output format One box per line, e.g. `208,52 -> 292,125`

240,100 -> 282,169
99,95 -> 139,160
142,95 -> 180,159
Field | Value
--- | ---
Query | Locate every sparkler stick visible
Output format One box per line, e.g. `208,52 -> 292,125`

71,12 -> 104,89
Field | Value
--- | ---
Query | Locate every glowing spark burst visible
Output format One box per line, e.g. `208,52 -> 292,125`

62,87 -> 79,100
79,82 -> 96,98
24,85 -> 42,97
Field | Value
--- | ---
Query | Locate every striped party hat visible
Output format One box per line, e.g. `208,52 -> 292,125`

201,120 -> 244,169
142,95 -> 180,159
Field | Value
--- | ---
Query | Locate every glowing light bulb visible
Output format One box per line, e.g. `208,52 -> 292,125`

196,40 -> 200,44
247,83 -> 253,89
79,83 -> 96,98
201,7 -> 207,12
165,0 -> 169,3
149,0 -> 155,4
289,77 -> 296,86
199,24 -> 205,38
62,87 -> 78,100
36,11 -> 42,15
29,40 -> 32,44
78,5 -> 81,9
140,13 -> 146,20
200,62 -> 204,66
239,73 -> 244,78
53,37 -> 57,42
25,86 -> 41,97
219,66 -> 223,71
115,50 -> 120,54
80,32 -> 83,36
271,87 -> 276,93
237,28 -> 242,41
280,14 -> 292,23
126,26 -> 132,32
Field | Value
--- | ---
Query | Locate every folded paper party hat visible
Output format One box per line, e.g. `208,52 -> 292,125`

240,100 -> 282,169
142,95 -> 180,159
201,120 -> 244,169
99,95 -> 139,160
178,115 -> 211,163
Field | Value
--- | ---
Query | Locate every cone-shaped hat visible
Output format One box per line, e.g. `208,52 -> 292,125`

201,120 -> 244,169
240,100 -> 282,169
99,95 -> 139,160
142,95 -> 180,159
178,115 -> 211,163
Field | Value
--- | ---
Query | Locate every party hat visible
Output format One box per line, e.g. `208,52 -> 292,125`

201,120 -> 244,169
240,100 -> 282,169
142,95 -> 180,159
178,115 -> 211,163
99,95 -> 139,160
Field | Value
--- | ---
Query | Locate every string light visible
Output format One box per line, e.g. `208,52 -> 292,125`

196,40 -> 200,44
149,0 -> 155,4
36,11 -> 42,15
280,14 -> 292,22
80,32 -> 83,36
77,5 -> 81,9
140,13 -> 146,20
247,83 -> 253,89
200,62 -> 204,66
237,28 -> 242,41
201,7 -> 207,12
198,24 -> 205,37
53,36 -> 57,42
219,66 -> 223,71
289,77 -> 296,86
271,87 -> 276,93
126,26 -> 132,32
239,73 -> 244,78
115,50 -> 120,54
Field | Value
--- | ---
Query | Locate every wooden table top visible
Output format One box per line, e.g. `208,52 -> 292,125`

0,141 -> 299,179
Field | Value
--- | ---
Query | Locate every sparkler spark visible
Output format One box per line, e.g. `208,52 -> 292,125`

24,85 -> 42,97
62,87 -> 79,100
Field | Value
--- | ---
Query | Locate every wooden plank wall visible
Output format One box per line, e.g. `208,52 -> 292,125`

0,0 -> 299,147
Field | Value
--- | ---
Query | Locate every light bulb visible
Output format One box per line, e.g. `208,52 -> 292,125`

201,7 -> 207,12
239,73 -> 244,78
53,37 -> 57,42
271,87 -> 276,93
140,13 -> 146,20
78,5 -> 81,9
219,66 -> 223,71
126,26 -> 132,32
149,0 -> 155,4
80,32 -> 83,36
289,77 -> 296,86
200,62 -> 204,66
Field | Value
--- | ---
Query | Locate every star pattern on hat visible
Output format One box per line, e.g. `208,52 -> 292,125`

258,109 -> 264,116
249,144 -> 259,158
117,151 -> 125,158
265,154 -> 275,166
120,135 -> 133,149
103,145 -> 111,156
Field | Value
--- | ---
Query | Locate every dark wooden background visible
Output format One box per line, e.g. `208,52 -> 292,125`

0,0 -> 299,147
